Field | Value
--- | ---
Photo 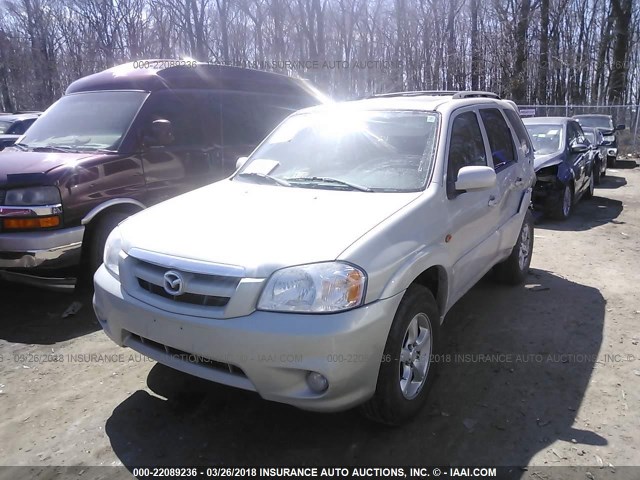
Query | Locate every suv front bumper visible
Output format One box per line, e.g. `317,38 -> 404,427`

0,226 -> 84,270
93,265 -> 403,412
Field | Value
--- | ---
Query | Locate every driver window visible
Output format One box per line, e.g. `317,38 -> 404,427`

447,111 -> 487,197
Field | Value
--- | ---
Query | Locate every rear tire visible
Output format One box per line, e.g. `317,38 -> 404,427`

493,209 -> 534,285
360,285 -> 440,425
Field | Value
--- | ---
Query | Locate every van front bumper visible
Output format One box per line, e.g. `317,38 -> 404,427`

93,265 -> 403,412
0,226 -> 84,270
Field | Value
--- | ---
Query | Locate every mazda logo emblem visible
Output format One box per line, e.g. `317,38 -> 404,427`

163,270 -> 185,296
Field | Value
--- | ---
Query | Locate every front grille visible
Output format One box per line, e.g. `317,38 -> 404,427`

128,333 -> 246,377
131,258 -> 241,308
138,278 -> 229,307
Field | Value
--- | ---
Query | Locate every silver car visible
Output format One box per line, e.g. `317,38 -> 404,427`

94,91 -> 536,424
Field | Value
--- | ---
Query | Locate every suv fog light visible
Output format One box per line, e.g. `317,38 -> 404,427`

307,372 -> 329,393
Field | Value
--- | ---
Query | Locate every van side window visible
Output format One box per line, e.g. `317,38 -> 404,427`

447,111 -> 487,197
504,109 -> 533,160
479,108 -> 516,171
221,93 -> 299,147
141,91 -> 204,146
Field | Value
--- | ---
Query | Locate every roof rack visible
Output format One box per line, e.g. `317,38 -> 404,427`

12,110 -> 42,114
372,90 -> 500,100
452,91 -> 500,99
372,91 -> 458,98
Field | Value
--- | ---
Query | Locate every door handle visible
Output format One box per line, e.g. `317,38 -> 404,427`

515,177 -> 525,187
488,196 -> 498,207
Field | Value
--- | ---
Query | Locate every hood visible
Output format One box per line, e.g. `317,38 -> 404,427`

119,180 -> 422,278
0,150 -> 92,184
533,152 -> 563,172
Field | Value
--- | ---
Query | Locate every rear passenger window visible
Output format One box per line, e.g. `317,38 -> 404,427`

447,111 -> 487,197
479,108 -> 516,170
504,109 -> 533,160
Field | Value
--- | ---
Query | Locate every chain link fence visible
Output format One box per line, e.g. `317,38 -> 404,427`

517,104 -> 640,156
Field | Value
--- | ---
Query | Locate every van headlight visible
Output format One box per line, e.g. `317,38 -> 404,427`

103,227 -> 125,279
257,262 -> 367,313
4,186 -> 61,206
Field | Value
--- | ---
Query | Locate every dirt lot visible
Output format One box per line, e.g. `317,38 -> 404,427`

1,159 -> 639,478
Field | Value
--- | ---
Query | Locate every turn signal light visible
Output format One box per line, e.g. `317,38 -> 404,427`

3,216 -> 61,230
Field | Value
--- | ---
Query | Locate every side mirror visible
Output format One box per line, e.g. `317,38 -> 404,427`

454,166 -> 496,192
146,119 -> 174,147
570,140 -> 589,153
616,124 -> 625,131
236,156 -> 249,170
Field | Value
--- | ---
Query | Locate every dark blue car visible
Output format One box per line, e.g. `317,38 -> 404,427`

523,117 -> 596,220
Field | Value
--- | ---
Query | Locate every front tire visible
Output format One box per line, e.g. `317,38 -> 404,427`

594,161 -> 602,185
607,155 -> 617,168
549,184 -> 573,220
493,209 -> 534,285
77,212 -> 131,289
584,171 -> 595,199
361,286 -> 440,425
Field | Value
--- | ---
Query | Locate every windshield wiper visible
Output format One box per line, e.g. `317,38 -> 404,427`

237,172 -> 291,187
12,143 -> 29,151
285,176 -> 373,192
31,145 -> 79,153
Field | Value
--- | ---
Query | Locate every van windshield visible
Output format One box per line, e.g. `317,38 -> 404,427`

235,109 -> 439,192
17,91 -> 147,152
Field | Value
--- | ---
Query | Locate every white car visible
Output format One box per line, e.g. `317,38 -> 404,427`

94,91 -> 536,425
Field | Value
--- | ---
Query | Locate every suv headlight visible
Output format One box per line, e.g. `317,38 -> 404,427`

103,227 -> 124,279
257,262 -> 367,313
4,186 -> 61,206
603,135 -> 615,142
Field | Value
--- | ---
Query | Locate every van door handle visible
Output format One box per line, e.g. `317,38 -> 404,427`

488,196 -> 498,207
515,177 -> 525,187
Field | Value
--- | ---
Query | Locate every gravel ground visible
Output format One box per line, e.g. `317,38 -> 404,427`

0,159 -> 638,479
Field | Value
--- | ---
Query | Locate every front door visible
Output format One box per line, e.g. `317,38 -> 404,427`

444,108 -> 501,302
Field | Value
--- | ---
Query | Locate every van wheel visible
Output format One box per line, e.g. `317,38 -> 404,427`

360,285 -> 440,425
78,212 -> 130,289
493,210 -> 534,285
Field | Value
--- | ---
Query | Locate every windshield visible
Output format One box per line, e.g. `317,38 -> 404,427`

0,120 -> 11,134
575,116 -> 613,129
17,91 -> 147,152
525,124 -> 563,155
235,109 -> 439,192
583,131 -> 595,144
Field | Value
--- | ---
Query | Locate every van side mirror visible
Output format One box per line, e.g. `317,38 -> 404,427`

616,124 -> 625,131
236,156 -> 249,170
146,119 -> 174,147
454,166 -> 496,192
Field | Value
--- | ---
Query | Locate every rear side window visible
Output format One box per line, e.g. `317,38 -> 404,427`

504,109 -> 533,160
479,108 -> 516,170
447,111 -> 487,196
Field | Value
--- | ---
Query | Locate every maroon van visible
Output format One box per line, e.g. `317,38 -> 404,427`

0,61 -> 327,288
